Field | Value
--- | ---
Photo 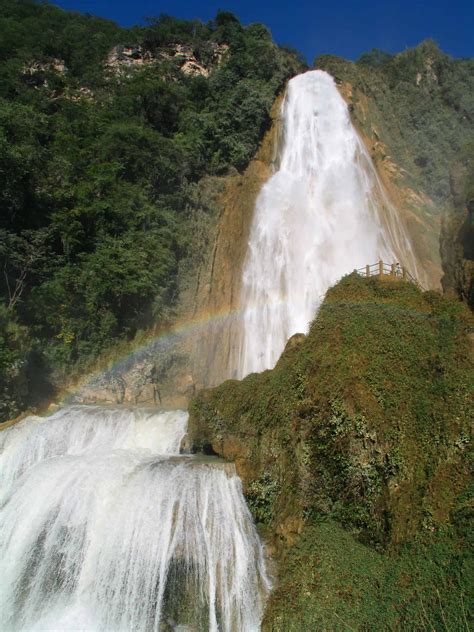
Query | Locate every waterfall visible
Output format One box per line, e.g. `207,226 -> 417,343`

236,69 -> 420,377
0,406 -> 270,631
1,69 -> 424,632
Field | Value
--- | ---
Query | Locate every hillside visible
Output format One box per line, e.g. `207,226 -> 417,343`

189,274 -> 473,629
317,42 -> 474,289
0,0 -> 304,420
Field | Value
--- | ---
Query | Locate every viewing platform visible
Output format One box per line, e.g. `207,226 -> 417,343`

354,261 -> 424,290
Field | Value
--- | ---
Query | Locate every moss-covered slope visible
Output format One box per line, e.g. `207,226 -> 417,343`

263,516 -> 472,631
189,274 -> 473,629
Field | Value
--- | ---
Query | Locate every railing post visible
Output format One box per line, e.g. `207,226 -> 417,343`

379,260 -> 383,276
391,263 -> 396,276
366,264 -> 370,277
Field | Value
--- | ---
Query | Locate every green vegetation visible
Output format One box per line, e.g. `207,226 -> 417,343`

0,0 -> 304,419
440,141 -> 474,307
190,275 -> 473,629
264,518 -> 472,631
317,40 -> 474,203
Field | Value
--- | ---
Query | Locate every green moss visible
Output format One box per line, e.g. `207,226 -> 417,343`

246,472 -> 280,526
191,275 -> 472,544
263,517 -> 473,631
190,274 -> 473,627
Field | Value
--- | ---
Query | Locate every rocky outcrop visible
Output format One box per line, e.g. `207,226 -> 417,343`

105,42 -> 229,78
105,45 -> 155,74
23,58 -> 67,76
21,58 -> 67,89
160,43 -> 229,77
189,275 -> 473,553
73,349 -> 198,409
440,162 -> 474,308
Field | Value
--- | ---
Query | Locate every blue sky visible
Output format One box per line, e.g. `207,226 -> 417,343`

53,0 -> 473,62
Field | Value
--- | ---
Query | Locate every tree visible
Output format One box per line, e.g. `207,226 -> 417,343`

0,228 -> 51,311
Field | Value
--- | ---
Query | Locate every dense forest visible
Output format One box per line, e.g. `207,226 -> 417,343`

0,0 -> 304,419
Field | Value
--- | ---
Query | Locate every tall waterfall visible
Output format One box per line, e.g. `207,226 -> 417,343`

0,406 -> 269,631
236,70 -> 420,377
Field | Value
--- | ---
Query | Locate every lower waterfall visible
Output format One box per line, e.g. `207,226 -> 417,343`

0,406 -> 270,631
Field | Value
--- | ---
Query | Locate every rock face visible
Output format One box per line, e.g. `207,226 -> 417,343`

440,162 -> 474,308
69,59 -> 461,407
106,45 -> 155,74
334,78 -> 442,289
23,58 -> 67,76
73,350 -> 198,409
189,96 -> 283,387
105,42 -> 229,78
21,58 -> 67,89
315,51 -> 453,290
160,43 -> 229,77
74,361 -> 161,406
72,95 -> 282,407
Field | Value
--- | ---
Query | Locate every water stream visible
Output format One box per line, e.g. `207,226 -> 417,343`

0,407 -> 270,631
236,70 -> 420,377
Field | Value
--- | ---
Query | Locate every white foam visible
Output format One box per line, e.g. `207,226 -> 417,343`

0,406 -> 269,631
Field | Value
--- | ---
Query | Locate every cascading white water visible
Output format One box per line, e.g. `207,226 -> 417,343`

1,69 -> 424,632
0,406 -> 270,632
236,69 -> 421,377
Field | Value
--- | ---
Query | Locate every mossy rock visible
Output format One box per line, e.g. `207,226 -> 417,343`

190,273 -> 473,627
190,274 -> 472,548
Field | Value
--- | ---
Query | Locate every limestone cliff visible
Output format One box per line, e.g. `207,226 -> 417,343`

316,43 -> 474,297
188,95 -> 284,388
73,43 -> 474,407
105,42 -> 229,78
316,59 -> 442,289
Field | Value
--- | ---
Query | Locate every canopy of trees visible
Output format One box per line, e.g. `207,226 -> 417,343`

0,0 -> 305,419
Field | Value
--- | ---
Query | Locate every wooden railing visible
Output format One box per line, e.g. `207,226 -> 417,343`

354,261 -> 424,290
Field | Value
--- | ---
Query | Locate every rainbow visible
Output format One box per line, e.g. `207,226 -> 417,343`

59,304 -> 241,404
